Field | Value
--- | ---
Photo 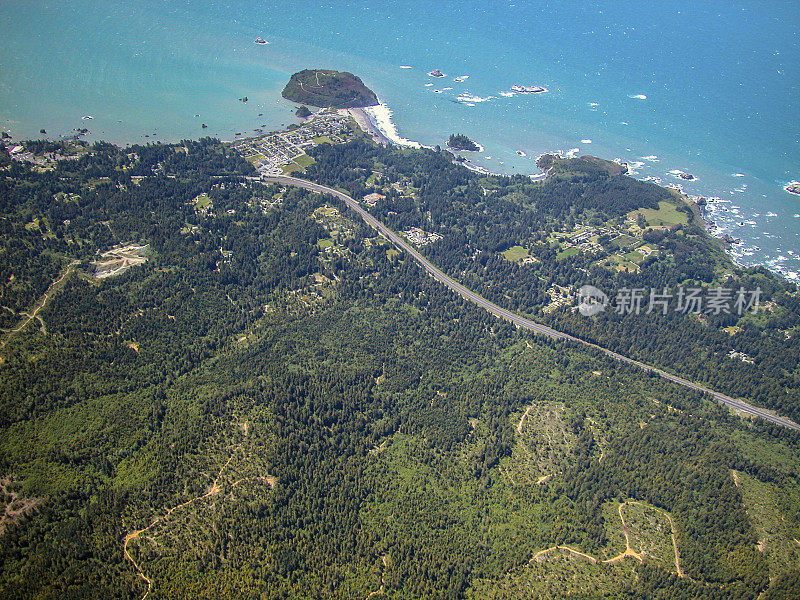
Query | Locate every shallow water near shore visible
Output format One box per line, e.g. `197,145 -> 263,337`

1,1 -> 798,280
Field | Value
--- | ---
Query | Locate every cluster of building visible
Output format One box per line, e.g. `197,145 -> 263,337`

230,112 -> 354,176
552,225 -> 617,255
727,349 -> 755,364
2,139 -> 83,167
542,284 -> 575,314
403,227 -> 442,247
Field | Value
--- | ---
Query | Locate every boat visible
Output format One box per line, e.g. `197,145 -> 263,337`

81,115 -> 94,120
254,37 -> 268,45
428,69 -> 445,77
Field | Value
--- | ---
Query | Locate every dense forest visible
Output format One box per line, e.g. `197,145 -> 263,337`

0,136 -> 798,599
301,139 -> 800,424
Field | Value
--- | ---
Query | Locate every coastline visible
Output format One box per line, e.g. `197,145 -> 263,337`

343,90 -> 798,283
360,102 -> 428,149
342,100 -> 797,282
343,108 -> 392,146
348,102 -> 506,177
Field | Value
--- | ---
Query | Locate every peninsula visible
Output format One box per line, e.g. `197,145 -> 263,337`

282,69 -> 379,109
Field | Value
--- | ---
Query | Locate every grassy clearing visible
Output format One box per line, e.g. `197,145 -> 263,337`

193,193 -> 212,210
502,245 -> 530,262
505,403 -> 576,484
244,153 -> 265,166
294,154 -> 315,168
623,244 -> 655,263
365,171 -> 380,186
315,205 -> 339,217
611,234 -> 639,251
620,501 -> 676,569
281,154 -> 316,174
281,163 -> 303,174
632,201 -> 688,228
602,254 -> 639,273
556,247 -> 580,259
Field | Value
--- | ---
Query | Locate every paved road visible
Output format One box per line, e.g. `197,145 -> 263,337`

265,175 -> 800,432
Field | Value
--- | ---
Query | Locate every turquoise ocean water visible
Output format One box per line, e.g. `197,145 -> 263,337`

1,1 -> 798,280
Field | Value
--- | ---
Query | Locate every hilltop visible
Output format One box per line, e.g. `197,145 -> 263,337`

282,69 -> 379,108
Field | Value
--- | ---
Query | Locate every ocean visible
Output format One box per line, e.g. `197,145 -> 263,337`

1,1 -> 798,280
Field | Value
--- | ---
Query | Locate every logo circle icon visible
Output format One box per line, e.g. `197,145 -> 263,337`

577,285 -> 608,316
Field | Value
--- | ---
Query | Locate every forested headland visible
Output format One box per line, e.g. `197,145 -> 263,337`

282,69 -> 380,108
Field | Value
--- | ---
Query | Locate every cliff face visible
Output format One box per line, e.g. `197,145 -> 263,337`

282,69 -> 379,109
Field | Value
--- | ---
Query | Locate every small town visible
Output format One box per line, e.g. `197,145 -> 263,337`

230,111 -> 355,175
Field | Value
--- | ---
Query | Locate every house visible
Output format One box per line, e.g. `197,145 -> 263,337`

363,193 -> 385,206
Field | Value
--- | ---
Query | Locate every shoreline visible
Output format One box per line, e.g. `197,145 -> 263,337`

355,102 -> 429,150
5,99 -> 796,284
347,102 -> 512,178
341,101 -> 796,283
343,107 -> 392,146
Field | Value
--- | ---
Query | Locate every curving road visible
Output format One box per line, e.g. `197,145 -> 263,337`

265,175 -> 800,432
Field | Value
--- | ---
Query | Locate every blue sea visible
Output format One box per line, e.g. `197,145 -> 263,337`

1,1 -> 799,280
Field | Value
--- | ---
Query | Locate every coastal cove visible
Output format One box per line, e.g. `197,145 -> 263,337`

0,1 -> 798,281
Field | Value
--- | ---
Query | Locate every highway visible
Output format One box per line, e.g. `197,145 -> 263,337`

265,175 -> 800,432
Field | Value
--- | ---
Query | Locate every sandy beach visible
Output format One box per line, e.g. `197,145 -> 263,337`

344,108 -> 391,146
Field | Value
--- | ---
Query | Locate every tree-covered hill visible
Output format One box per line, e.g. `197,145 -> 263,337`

301,138 -> 800,424
0,136 -> 798,599
282,69 -> 379,108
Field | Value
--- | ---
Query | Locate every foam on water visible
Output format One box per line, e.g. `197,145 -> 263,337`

456,93 -> 494,103
363,103 -> 425,149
